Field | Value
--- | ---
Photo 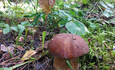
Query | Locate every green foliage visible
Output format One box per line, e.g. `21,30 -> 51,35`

76,0 -> 115,4
100,1 -> 114,18
45,6 -> 89,35
65,20 -> 89,35
0,0 -> 115,70
42,31 -> 46,51
0,21 -> 33,34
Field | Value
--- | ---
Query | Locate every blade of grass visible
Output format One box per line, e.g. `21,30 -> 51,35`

42,31 -> 46,52
66,59 -> 73,70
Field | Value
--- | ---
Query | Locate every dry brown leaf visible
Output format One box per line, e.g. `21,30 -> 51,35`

21,49 -> 36,61
1,52 -> 11,60
17,45 -> 25,51
27,35 -> 34,41
0,44 -> 14,54
15,36 -> 24,42
49,0 -> 55,8
39,0 -> 55,15
0,29 -> 2,34
27,27 -> 36,34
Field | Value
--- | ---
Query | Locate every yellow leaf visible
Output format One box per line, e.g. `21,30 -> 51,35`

21,49 -> 36,61
39,0 -> 55,15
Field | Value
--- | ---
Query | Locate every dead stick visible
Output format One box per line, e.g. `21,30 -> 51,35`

0,55 -> 21,65
104,42 -> 112,57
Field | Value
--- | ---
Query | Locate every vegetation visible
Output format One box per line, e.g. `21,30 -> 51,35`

0,0 -> 115,70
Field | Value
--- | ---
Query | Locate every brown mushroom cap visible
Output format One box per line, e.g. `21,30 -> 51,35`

48,33 -> 89,59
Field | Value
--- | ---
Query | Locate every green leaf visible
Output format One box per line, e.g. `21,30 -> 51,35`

7,0 -> 12,5
0,11 -> 3,14
0,67 -> 13,70
0,23 -> 5,28
109,18 -> 115,24
103,9 -> 114,18
69,10 -> 76,16
58,19 -> 68,27
100,1 -> 114,9
59,10 -> 72,21
3,28 -> 11,34
18,25 -> 25,33
42,31 -> 46,51
32,13 -> 41,25
64,4 -> 70,8
82,0 -> 89,4
90,22 -> 97,29
73,8 -> 79,12
77,11 -> 85,17
66,60 -> 73,70
3,24 -> 11,34
100,1 -> 108,9
106,2 -> 114,8
11,26 -> 18,32
21,21 -> 33,27
65,20 -> 89,35
100,1 -> 114,18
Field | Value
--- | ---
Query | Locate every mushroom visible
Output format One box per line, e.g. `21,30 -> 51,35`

48,33 -> 89,70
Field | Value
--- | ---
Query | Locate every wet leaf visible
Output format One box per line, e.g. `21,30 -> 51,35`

39,0 -> 55,15
21,49 -> 36,61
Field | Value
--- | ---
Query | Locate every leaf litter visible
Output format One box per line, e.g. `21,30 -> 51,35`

0,27 -> 54,70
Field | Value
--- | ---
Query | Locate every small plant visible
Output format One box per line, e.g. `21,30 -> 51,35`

0,21 -> 33,34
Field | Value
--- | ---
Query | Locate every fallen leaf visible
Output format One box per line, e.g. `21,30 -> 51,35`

0,44 -> 14,54
15,36 -> 24,42
27,35 -> 34,42
27,27 -> 36,34
1,52 -> 11,60
44,41 -> 49,49
49,0 -> 55,8
1,44 -> 7,51
39,0 -> 55,15
21,49 -> 36,61
0,29 -> 2,34
0,55 -> 21,66
17,45 -> 25,51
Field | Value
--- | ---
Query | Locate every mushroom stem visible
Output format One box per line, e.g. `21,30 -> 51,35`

54,56 -> 79,70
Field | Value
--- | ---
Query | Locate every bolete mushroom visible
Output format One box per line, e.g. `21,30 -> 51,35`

48,33 -> 89,70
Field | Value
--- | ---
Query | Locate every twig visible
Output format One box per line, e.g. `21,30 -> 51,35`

20,64 -> 28,70
86,2 -> 98,19
104,42 -> 112,57
37,59 -> 52,70
0,55 -> 21,66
